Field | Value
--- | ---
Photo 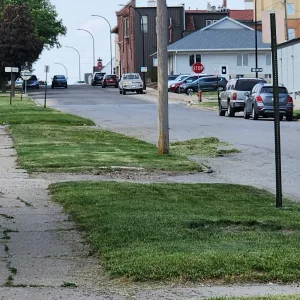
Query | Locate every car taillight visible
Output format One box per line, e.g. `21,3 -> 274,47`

288,96 -> 293,104
256,96 -> 263,103
232,92 -> 237,100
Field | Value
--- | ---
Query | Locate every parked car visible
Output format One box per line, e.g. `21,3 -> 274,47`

91,72 -> 106,86
180,76 -> 227,94
168,74 -> 179,81
102,74 -> 118,88
119,73 -> 144,95
168,74 -> 191,88
6,77 -> 23,89
51,75 -> 67,89
169,75 -> 210,93
244,83 -> 293,121
23,75 -> 39,89
219,78 -> 267,117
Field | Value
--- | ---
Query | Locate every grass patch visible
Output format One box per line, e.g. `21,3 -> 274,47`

171,137 -> 239,156
51,182 -> 300,282
212,296 -> 300,300
0,97 -> 94,126
195,101 -> 218,110
293,110 -> 300,120
0,96 -> 200,173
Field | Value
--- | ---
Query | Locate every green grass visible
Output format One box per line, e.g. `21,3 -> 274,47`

1,97 -> 200,173
0,97 -> 94,126
212,296 -> 300,300
171,137 -> 239,156
50,182 -> 300,282
196,101 -> 218,110
294,110 -> 300,120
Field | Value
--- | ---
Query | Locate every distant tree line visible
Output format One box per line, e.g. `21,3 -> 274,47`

0,0 -> 67,91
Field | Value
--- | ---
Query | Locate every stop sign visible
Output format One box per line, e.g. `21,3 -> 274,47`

97,61 -> 102,68
192,62 -> 205,74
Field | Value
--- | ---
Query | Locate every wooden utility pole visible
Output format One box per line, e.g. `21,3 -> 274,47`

284,0 -> 289,40
157,0 -> 169,154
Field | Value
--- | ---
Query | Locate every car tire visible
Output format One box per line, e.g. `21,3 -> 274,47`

51,86 -> 54,89
102,85 -> 106,88
186,88 -> 194,95
115,85 -> 118,88
227,102 -> 235,117
119,89 -> 122,95
140,89 -> 143,94
252,106 -> 259,120
65,85 -> 68,89
244,108 -> 250,119
136,90 -> 140,94
122,89 -> 126,95
286,114 -> 293,121
36,86 -> 39,89
218,102 -> 226,116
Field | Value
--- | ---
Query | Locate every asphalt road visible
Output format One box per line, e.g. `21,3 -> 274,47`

29,85 -> 300,201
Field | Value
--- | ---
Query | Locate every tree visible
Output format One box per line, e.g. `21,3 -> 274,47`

3,0 -> 67,48
0,4 -> 44,90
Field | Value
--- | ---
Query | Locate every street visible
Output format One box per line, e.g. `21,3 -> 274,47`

30,85 -> 300,201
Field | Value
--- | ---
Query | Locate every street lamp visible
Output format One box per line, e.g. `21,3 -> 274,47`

65,46 -> 81,81
91,15 -> 113,74
119,4 -> 146,90
54,63 -> 68,79
77,29 -> 95,73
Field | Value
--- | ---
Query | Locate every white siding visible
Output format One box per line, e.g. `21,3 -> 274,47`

171,51 -> 272,80
278,42 -> 300,99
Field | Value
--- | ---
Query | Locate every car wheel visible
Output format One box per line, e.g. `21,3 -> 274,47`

36,86 -> 39,89
115,85 -> 118,88
119,89 -> 122,95
286,114 -> 293,121
279,115 -> 283,121
140,89 -> 143,94
218,102 -> 225,116
136,90 -> 140,94
227,102 -> 235,117
244,108 -> 250,119
122,89 -> 126,95
186,88 -> 194,95
65,85 -> 68,89
102,85 -> 106,88
51,85 -> 54,89
252,106 -> 259,120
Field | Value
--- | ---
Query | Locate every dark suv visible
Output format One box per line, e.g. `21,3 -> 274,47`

52,75 -> 67,89
102,74 -> 118,88
23,75 -> 39,89
91,72 -> 106,86
179,76 -> 227,94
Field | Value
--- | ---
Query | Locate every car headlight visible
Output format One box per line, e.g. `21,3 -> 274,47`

171,84 -> 175,87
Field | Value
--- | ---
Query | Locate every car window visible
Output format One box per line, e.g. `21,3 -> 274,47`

29,75 -> 37,80
178,75 -> 189,81
235,80 -> 265,91
54,75 -> 65,80
261,87 -> 288,94
123,74 -> 140,80
204,77 -> 217,82
168,75 -> 178,80
106,75 -> 116,79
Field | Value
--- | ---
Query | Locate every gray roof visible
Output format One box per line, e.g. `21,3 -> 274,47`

168,29 -> 271,51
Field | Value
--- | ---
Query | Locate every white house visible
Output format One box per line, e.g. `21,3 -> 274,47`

278,38 -> 300,100
165,17 -> 272,81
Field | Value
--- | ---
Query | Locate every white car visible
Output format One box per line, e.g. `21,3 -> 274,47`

119,73 -> 144,95
168,74 -> 192,88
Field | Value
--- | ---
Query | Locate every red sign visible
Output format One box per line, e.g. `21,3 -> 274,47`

97,61 -> 102,68
192,62 -> 205,74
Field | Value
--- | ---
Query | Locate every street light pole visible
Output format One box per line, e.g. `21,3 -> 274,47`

65,46 -> 81,81
255,0 -> 258,79
54,63 -> 68,79
91,15 -> 113,74
77,29 -> 95,73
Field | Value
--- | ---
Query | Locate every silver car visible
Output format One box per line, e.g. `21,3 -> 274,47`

244,83 -> 293,121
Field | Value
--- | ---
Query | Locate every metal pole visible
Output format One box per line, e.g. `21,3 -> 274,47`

284,0 -> 289,40
91,15 -> 113,74
270,13 -> 282,208
10,70 -> 12,105
55,63 -> 68,79
255,0 -> 258,78
157,0 -> 169,154
77,29 -> 95,73
25,80 -> 27,95
217,75 -> 220,101
198,74 -> 200,102
65,46 -> 81,81
44,70 -> 48,108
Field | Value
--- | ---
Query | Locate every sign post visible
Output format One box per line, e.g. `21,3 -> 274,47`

5,67 -> 19,105
270,13 -> 282,208
21,71 -> 32,95
192,62 -> 205,102
44,66 -> 50,108
215,69 -> 220,101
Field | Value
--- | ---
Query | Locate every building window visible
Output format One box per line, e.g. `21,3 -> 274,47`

206,20 -> 212,26
196,54 -> 201,63
237,53 -> 248,66
288,28 -> 295,40
189,54 -> 195,66
287,3 -> 294,15
141,16 -> 148,33
124,18 -> 129,37
266,53 -> 272,65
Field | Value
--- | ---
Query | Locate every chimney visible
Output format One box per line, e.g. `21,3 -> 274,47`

223,0 -> 227,8
207,2 -> 211,11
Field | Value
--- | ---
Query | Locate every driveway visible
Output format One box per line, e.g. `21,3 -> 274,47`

29,85 -> 300,201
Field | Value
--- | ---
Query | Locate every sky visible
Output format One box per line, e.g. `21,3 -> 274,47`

33,0 -> 246,83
